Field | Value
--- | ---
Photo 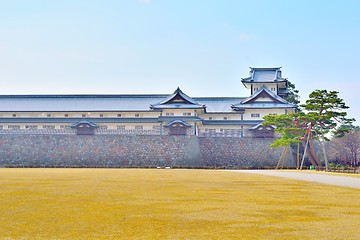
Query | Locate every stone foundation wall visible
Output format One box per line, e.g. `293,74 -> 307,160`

199,137 -> 294,168
0,135 -> 294,168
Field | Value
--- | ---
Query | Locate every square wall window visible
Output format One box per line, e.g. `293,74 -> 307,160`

117,125 -> 125,130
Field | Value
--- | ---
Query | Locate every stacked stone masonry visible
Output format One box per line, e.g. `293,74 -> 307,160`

0,135 -> 295,168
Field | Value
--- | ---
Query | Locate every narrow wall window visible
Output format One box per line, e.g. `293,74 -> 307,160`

12,114 -> 16,117
135,114 -> 140,117
47,114 -> 51,117
135,126 -> 143,130
251,113 -> 260,118
43,125 -> 55,129
82,114 -> 86,118
26,125 -> 38,129
117,125 -> 125,130
117,114 -> 122,117
99,114 -> 104,118
223,117 -> 228,120
64,114 -> 69,117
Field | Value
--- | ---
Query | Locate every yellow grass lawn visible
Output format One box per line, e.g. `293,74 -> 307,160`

0,168 -> 360,240
283,169 -> 360,178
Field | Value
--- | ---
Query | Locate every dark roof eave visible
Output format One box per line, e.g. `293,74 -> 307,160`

232,106 -> 296,109
150,105 -> 205,110
158,116 -> 202,122
0,118 -> 161,123
203,111 -> 240,114
202,120 -> 263,125
241,79 -> 287,83
163,120 -> 193,127
0,110 -> 162,112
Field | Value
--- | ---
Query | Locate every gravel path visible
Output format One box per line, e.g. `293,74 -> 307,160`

232,170 -> 360,189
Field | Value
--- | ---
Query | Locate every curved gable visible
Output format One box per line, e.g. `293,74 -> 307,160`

151,87 -> 204,109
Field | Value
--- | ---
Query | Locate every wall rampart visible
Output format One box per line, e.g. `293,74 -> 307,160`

0,135 -> 294,168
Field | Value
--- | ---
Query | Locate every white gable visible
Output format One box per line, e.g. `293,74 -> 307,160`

253,96 -> 275,102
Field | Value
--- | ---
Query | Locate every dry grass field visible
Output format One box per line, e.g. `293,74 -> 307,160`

0,168 -> 360,240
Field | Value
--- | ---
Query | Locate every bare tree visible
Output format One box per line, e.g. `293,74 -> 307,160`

328,131 -> 360,166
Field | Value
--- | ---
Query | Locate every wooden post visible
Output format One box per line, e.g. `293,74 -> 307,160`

300,130 -> 311,171
297,142 -> 300,170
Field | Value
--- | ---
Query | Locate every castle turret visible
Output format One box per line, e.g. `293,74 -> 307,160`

241,67 -> 288,97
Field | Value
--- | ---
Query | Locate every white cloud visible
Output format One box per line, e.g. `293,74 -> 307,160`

239,33 -> 256,41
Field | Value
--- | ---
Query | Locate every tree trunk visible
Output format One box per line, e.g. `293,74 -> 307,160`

319,137 -> 329,172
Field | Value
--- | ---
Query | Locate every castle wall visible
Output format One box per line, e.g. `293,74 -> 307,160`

0,134 -> 295,168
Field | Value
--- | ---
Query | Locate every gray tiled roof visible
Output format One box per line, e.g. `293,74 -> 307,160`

232,87 -> 296,110
0,117 -> 160,123
232,103 -> 296,109
0,95 -> 246,113
241,87 -> 288,104
163,120 -> 193,127
151,88 -> 204,109
0,89 -> 294,113
195,97 -> 245,113
241,67 -> 287,83
70,120 -> 98,128
158,116 -> 201,122
249,124 -> 276,130
0,95 -> 166,112
202,120 -> 263,125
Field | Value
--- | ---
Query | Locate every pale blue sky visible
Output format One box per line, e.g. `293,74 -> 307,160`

0,0 -> 359,121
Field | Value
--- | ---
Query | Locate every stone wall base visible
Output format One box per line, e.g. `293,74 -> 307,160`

0,135 -> 295,168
